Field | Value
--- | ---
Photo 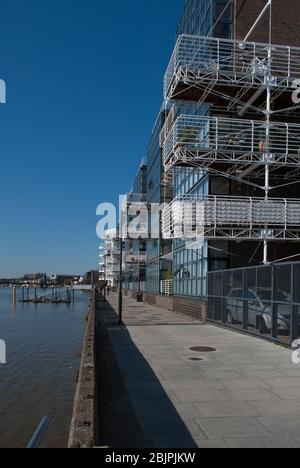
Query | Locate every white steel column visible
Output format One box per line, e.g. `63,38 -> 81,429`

263,0 -> 272,265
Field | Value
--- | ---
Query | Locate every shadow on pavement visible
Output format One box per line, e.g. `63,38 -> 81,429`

96,296 -> 198,449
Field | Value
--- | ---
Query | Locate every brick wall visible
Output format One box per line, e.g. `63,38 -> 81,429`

143,293 -> 157,306
127,291 -> 206,321
173,297 -> 206,322
235,0 -> 300,46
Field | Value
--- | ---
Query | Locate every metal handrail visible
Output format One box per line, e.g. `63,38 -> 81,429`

162,114 -> 300,164
164,34 -> 300,98
27,417 -> 50,449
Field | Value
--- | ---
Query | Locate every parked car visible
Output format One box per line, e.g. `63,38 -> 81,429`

226,288 -> 292,334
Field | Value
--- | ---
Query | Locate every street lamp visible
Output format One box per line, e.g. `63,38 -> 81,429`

118,232 -> 123,325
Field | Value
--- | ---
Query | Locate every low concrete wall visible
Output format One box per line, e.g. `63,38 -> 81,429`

68,290 -> 97,448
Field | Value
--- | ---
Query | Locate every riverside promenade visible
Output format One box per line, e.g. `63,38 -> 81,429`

97,293 -> 300,449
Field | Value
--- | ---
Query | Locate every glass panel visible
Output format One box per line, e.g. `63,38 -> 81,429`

257,266 -> 272,304
213,297 -> 223,323
292,306 -> 300,343
247,299 -> 272,337
225,293 -> 243,329
274,265 -> 291,302
274,303 -> 292,344
293,265 -> 300,304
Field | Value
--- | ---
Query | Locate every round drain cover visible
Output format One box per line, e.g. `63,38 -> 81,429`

190,346 -> 216,353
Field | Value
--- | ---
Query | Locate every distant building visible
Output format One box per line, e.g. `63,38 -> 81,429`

85,271 -> 100,286
99,229 -> 120,288
51,274 -> 77,286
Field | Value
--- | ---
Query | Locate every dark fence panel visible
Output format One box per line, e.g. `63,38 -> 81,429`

207,261 -> 300,346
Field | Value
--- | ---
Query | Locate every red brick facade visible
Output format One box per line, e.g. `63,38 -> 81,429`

235,0 -> 300,46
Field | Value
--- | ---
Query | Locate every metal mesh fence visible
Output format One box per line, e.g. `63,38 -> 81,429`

207,262 -> 300,346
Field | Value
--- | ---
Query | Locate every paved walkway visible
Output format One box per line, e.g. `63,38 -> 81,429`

98,293 -> 300,449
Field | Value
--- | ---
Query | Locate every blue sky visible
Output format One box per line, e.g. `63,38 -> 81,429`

0,0 -> 184,277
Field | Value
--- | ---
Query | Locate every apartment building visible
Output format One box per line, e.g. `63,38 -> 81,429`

159,0 -> 300,328
120,0 -> 300,334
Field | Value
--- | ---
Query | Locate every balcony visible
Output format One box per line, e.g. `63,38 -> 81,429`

164,35 -> 300,103
125,253 -> 147,264
162,195 -> 300,241
161,280 -> 173,297
161,115 -> 300,173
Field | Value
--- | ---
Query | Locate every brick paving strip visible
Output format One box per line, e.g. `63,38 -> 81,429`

97,293 -> 300,449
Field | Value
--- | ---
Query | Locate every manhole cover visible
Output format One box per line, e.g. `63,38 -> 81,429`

190,346 -> 216,353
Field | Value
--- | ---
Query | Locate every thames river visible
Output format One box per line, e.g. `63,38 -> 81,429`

0,287 -> 89,448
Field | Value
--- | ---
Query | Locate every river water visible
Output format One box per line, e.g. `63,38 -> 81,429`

0,287 -> 90,448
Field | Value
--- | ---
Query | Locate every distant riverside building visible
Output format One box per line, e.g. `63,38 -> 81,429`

50,274 -> 78,286
99,229 -> 120,288
85,270 -> 100,286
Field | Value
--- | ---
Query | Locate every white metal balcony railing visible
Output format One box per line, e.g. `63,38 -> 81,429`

164,35 -> 300,100
125,254 -> 147,264
161,115 -> 300,171
161,280 -> 174,297
162,195 -> 300,241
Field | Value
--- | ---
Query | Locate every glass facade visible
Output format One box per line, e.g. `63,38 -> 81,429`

146,112 -> 164,294
172,0 -> 234,298
125,0 -> 234,298
177,0 -> 233,39
173,168 -> 209,297
124,163 -> 147,291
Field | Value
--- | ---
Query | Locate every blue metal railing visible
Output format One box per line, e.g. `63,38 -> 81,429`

27,417 -> 50,448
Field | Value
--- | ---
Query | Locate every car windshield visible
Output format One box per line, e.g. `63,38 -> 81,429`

255,289 -> 287,302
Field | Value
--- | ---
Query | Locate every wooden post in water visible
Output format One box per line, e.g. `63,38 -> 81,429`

12,287 -> 17,304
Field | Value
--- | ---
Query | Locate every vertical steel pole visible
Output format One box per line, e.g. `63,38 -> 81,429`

119,234 -> 123,325
263,0 -> 272,266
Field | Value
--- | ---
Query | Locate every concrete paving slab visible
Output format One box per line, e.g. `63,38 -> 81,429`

221,379 -> 269,390
225,436 -> 300,449
241,370 -> 287,379
270,387 -> 300,400
196,417 -> 269,439
196,439 -> 228,449
194,402 -> 259,418
247,400 -> 300,417
262,377 -> 300,388
257,417 -> 300,436
175,380 -> 225,390
223,388 -> 280,402
174,390 -> 230,403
